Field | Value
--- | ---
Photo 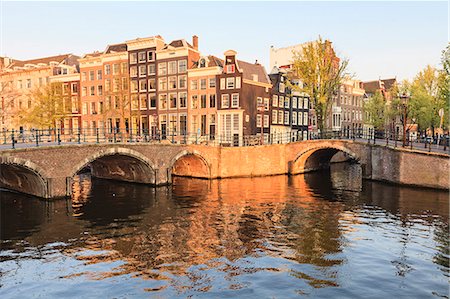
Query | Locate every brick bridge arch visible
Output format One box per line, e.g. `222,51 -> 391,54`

289,143 -> 361,175
169,149 -> 211,179
70,147 -> 158,185
0,156 -> 49,198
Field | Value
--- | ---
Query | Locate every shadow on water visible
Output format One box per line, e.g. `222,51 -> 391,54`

0,165 -> 448,298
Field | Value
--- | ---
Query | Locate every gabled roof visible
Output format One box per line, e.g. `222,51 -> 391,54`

207,55 -> 223,67
105,43 -> 127,54
363,80 -> 382,93
9,54 -> 77,68
381,78 -> 396,91
161,39 -> 195,50
237,59 -> 271,84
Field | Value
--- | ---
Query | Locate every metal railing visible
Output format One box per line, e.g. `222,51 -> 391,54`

0,127 -> 448,153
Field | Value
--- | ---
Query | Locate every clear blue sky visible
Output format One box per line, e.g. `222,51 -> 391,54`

1,1 -> 448,81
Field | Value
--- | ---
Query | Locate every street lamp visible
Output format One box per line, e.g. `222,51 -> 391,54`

399,93 -> 410,147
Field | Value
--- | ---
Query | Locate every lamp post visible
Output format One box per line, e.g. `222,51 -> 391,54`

399,93 -> 410,147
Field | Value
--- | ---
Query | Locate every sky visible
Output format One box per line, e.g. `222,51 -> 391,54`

1,1 -> 448,81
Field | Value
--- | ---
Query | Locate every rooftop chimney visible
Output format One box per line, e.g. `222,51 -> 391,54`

192,35 -> 198,50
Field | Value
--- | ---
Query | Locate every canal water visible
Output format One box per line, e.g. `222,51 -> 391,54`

0,164 -> 448,298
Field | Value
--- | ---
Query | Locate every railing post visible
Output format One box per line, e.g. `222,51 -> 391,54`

113,128 -> 117,143
35,130 -> 40,147
77,128 -> 81,144
96,128 -> 99,144
129,127 -> 133,143
11,129 -> 15,149
57,128 -> 61,145
429,141 -> 432,152
171,129 -> 174,144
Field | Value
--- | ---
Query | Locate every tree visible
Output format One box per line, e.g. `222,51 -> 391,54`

289,36 -> 349,133
363,90 -> 386,130
20,82 -> 70,129
0,80 -> 20,130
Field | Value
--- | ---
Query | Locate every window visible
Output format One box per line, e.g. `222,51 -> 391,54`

139,65 -> 146,77
264,98 -> 269,111
209,94 -> 216,108
113,78 -> 120,92
130,66 -> 137,77
97,85 -> 103,95
220,78 -> 225,90
121,62 -> 127,74
25,79 -> 31,89
71,83 -> 78,94
178,60 -> 187,73
236,77 -> 241,89
209,78 -> 216,88
256,115 -> 262,128
169,76 -> 177,89
179,92 -> 187,108
303,98 -> 309,109
105,64 -> 111,75
264,115 -> 269,128
179,75 -> 187,89
138,52 -> 146,62
130,80 -> 138,92
272,110 -> 278,124
140,94 -> 148,109
298,112 -> 303,126
292,112 -> 297,125
97,70 -> 102,80
139,79 -> 147,91
279,96 -> 284,108
122,78 -> 128,90
279,82 -> 285,93
272,95 -> 278,107
131,95 -> 139,110
226,64 -> 235,73
82,87 -> 87,96
226,77 -> 235,89
200,79 -> 207,90
221,94 -> 230,108
284,111 -> 289,125
148,51 -> 155,61
284,97 -> 290,108
278,111 -> 283,124
191,80 -> 198,90
191,95 -> 198,109
303,112 -> 308,125
158,62 -> 167,75
159,94 -> 168,110
71,97 -> 78,113
292,97 -> 297,108
149,93 -> 156,108
90,102 -> 96,114
168,61 -> 177,75
148,78 -> 156,90
159,77 -> 167,91
130,53 -> 137,64
89,71 -> 94,81
169,93 -> 177,108
113,64 -> 120,75
148,64 -> 156,75
201,95 -> 207,108
82,103 -> 88,115
81,72 -> 87,81
90,86 -> 95,96
231,94 -> 239,107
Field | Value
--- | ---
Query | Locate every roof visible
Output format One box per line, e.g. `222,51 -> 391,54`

82,51 -> 103,58
363,80 -> 382,93
381,78 -> 396,91
207,55 -> 223,67
105,43 -> 127,53
237,59 -> 271,84
161,39 -> 195,50
9,54 -> 77,67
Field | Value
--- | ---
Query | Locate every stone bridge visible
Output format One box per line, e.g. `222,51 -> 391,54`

0,140 -> 448,198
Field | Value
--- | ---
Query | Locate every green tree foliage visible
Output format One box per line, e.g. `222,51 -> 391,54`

289,37 -> 349,132
363,90 -> 386,130
20,82 -> 70,129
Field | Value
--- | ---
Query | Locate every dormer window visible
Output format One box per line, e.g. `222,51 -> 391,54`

199,58 -> 206,68
226,64 -> 235,74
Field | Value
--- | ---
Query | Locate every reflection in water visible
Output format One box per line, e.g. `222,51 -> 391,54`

0,164 -> 448,298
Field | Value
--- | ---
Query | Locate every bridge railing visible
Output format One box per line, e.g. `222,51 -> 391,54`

1,127 -> 448,153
